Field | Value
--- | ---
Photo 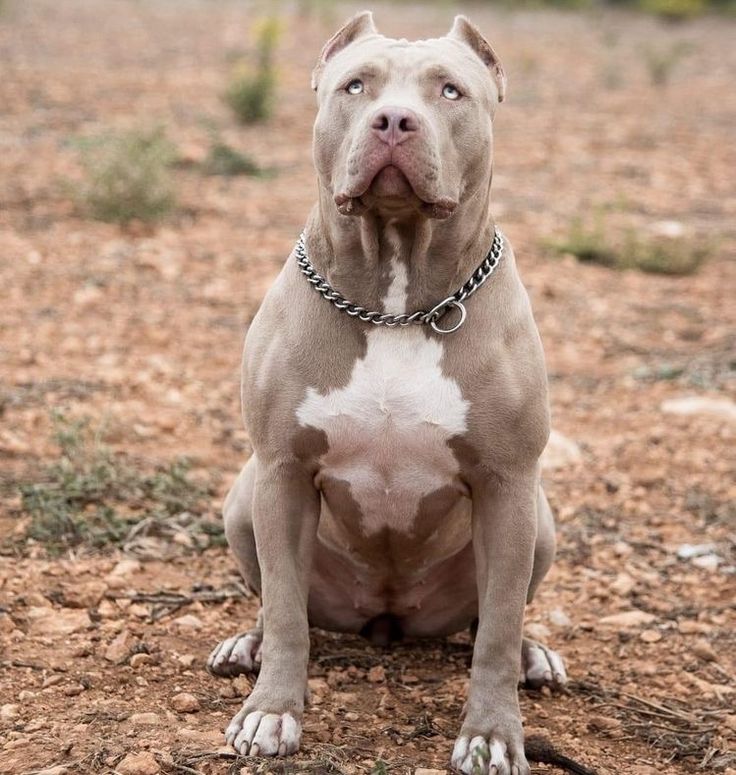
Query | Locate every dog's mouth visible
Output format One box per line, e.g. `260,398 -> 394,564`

335,161 -> 457,220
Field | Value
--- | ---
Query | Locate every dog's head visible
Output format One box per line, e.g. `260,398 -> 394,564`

312,12 -> 506,221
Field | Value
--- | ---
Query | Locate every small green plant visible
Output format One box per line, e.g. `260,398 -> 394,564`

19,411 -> 218,554
640,0 -> 706,19
549,218 -> 709,275
224,17 -> 280,124
202,140 -> 262,177
369,762 -> 389,775
75,127 -> 177,224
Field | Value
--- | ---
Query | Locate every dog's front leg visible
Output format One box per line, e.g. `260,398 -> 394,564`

451,472 -> 538,775
225,458 -> 319,757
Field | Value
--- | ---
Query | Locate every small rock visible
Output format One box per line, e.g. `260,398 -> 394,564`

661,396 -> 736,422
105,630 -> 133,663
129,712 -> 161,726
27,607 -> 90,637
61,580 -> 108,609
678,619 -> 712,635
677,543 -> 717,560
34,767 -> 69,775
108,558 -> 142,578
42,674 -> 64,689
0,704 -> 20,720
0,614 -> 16,634
525,622 -> 551,641
541,430 -> 582,469
116,752 -> 160,775
367,665 -> 386,683
172,614 -> 203,631
548,608 -> 572,628
630,766 -> 659,775
691,638 -> 717,662
640,629 -> 662,643
130,653 -> 154,669
415,770 -> 447,775
599,610 -> 655,628
587,714 -> 623,735
610,573 -> 636,596
691,554 -> 721,571
171,692 -> 200,713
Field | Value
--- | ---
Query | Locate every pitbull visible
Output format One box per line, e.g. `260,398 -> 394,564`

207,12 -> 566,775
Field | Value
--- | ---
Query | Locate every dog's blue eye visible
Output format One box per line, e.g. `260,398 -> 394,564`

346,79 -> 364,95
442,83 -> 461,101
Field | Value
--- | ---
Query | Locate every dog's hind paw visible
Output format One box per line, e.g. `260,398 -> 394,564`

207,629 -> 262,677
520,638 -> 567,690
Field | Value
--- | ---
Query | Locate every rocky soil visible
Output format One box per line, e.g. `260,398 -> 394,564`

0,1 -> 734,774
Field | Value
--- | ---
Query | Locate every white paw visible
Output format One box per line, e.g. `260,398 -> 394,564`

451,736 -> 527,775
207,630 -> 262,677
521,639 -> 567,689
225,708 -> 301,756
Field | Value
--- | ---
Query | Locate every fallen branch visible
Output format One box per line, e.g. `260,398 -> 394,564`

105,582 -> 250,620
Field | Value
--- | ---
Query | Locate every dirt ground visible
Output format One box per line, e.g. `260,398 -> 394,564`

1,1 -> 734,774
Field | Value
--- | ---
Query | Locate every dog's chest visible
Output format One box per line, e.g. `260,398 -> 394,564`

296,263 -> 469,536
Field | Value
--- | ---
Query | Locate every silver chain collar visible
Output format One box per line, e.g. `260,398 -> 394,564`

295,228 -> 505,335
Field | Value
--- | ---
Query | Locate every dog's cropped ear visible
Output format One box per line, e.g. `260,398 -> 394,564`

311,11 -> 378,91
448,15 -> 506,103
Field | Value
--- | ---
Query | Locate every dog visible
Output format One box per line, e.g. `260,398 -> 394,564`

207,13 -> 566,774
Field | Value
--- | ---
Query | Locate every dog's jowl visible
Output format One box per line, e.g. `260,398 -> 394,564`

207,12 -> 566,774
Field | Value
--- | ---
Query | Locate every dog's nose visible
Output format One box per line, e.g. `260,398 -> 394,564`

371,106 -> 419,146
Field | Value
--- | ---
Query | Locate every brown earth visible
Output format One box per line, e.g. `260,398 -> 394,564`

0,1 -> 735,774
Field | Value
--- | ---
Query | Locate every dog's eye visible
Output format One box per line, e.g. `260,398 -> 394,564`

346,79 -> 364,95
442,83 -> 461,101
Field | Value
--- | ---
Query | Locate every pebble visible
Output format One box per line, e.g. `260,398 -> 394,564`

599,610 -> 655,628
34,767 -> 69,775
108,558 -> 142,578
691,638 -> 718,662
130,653 -> 155,669
661,396 -> 736,422
172,614 -> 203,630
415,770 -> 447,775
640,629 -> 662,643
116,751 -> 160,775
26,607 -> 90,636
677,543 -> 717,560
526,622 -> 551,641
0,704 -> 20,720
548,607 -> 572,628
367,665 -> 386,683
105,630 -> 133,663
171,692 -> 200,713
129,712 -> 161,726
541,430 -> 582,469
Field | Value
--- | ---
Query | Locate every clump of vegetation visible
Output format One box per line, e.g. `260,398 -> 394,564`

19,411 -> 220,554
202,140 -> 262,177
76,127 -> 177,224
549,218 -> 710,276
224,17 -> 280,124
639,0 -> 706,19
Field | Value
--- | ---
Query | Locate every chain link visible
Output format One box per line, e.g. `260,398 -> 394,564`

295,228 -> 504,334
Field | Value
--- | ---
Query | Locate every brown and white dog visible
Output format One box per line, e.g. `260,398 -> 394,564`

207,12 -> 566,774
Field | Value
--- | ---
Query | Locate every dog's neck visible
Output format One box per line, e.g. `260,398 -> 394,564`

305,179 -> 498,315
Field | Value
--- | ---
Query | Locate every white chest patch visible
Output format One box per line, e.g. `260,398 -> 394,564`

296,260 -> 470,535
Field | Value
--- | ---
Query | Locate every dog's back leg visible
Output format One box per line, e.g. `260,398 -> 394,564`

207,457 -> 263,677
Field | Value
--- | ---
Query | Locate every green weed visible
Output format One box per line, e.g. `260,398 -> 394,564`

224,17 -> 280,124
75,127 -> 177,224
202,140 -> 262,177
549,218 -> 710,275
19,411 -> 219,554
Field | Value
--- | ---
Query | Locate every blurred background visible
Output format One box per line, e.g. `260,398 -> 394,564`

0,1 -> 734,774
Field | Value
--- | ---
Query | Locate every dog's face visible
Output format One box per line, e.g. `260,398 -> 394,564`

312,13 -> 506,221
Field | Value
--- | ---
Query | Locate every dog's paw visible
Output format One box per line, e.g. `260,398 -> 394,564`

225,707 -> 301,756
520,638 -> 567,690
207,630 -> 262,677
451,735 -> 529,775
